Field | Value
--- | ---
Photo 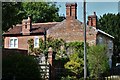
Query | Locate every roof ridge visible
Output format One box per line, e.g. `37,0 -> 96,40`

32,22 -> 60,25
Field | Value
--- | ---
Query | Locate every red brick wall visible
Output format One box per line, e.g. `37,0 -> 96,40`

4,35 -> 44,50
66,3 -> 77,19
22,17 -> 31,35
47,19 -> 97,46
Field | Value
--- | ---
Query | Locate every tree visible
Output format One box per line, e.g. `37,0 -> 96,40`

2,2 -> 23,32
22,2 -> 65,23
64,53 -> 84,76
2,2 -> 65,32
64,42 -> 84,79
87,45 -> 109,78
2,53 -> 41,80
98,13 -> 120,56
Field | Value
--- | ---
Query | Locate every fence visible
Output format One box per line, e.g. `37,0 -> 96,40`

39,64 -> 51,80
2,48 -> 28,57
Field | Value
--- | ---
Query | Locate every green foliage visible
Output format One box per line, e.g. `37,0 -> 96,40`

64,59 -> 83,75
98,13 -> 120,55
22,2 -> 64,23
66,42 -> 84,58
64,42 -> 84,78
87,45 -> 109,78
27,38 -> 34,52
61,75 -> 77,80
28,37 -> 66,59
2,2 -> 23,32
46,37 -> 65,51
2,53 -> 41,80
2,2 -> 64,32
39,38 -> 45,51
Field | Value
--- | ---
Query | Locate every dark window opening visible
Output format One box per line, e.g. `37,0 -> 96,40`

70,6 -> 72,16
25,25 -> 27,29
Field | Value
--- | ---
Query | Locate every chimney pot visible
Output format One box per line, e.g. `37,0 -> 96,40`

94,12 -> 96,15
66,3 -> 77,19
88,12 -> 97,28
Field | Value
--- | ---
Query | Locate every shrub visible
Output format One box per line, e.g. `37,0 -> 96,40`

2,53 -> 41,80
87,45 -> 109,78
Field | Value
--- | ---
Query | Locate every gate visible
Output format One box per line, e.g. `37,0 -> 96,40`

39,64 -> 51,80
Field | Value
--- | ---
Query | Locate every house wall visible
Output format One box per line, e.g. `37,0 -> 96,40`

96,33 -> 113,58
4,35 -> 44,50
97,33 -> 113,68
47,19 -> 97,46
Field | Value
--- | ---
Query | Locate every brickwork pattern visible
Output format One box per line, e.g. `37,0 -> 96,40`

47,19 -> 97,46
4,35 -> 44,50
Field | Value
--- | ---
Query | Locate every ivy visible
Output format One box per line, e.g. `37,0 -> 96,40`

66,42 -> 85,58
28,37 -> 66,59
27,39 -> 34,52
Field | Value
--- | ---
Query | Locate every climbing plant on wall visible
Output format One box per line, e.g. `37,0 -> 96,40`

27,37 -> 66,59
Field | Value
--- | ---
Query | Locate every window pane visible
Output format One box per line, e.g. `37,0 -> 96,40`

14,39 -> 18,47
34,37 -> 39,47
108,40 -> 113,49
99,37 -> 103,44
10,39 -> 13,47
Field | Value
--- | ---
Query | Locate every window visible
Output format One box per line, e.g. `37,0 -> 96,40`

108,40 -> 113,49
34,36 -> 39,48
9,37 -> 18,48
98,37 -> 103,44
25,22 -> 27,29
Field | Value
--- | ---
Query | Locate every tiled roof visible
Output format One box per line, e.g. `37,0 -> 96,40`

4,25 -> 22,35
31,22 -> 59,33
3,22 -> 59,35
47,19 -> 85,42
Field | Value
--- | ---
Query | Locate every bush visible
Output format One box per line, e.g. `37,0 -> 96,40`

87,45 -> 109,78
61,75 -> 77,80
2,53 -> 41,80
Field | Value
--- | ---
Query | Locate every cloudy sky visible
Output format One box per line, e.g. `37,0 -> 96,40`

56,2 -> 119,22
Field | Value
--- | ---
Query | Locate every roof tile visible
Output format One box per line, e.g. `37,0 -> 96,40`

3,22 -> 59,35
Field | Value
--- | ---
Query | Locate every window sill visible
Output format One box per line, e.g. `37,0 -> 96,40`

9,47 -> 18,49
34,46 -> 39,48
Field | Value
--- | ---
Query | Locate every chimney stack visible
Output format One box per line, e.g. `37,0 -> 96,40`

22,16 -> 32,35
66,3 -> 77,19
88,12 -> 97,28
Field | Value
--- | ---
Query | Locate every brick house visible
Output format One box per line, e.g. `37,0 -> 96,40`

3,3 -> 114,67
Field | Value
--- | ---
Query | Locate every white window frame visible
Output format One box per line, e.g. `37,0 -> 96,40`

9,37 -> 18,48
34,36 -> 39,48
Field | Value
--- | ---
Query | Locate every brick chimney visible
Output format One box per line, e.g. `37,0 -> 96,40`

22,16 -> 32,35
88,12 -> 97,28
66,3 -> 77,19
